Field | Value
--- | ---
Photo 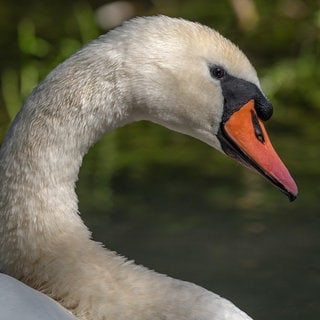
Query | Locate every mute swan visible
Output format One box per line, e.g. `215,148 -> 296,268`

0,16 -> 297,320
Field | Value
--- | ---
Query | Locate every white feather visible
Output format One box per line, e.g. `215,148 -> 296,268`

0,16 -> 258,320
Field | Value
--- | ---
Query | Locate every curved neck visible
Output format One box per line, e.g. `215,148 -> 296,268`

0,26 -> 252,320
0,51 -> 231,320
0,40 -> 133,277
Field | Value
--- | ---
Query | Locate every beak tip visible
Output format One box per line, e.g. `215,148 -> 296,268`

285,180 -> 298,202
288,192 -> 297,202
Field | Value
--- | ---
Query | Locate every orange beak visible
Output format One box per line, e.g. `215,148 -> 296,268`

221,100 -> 298,201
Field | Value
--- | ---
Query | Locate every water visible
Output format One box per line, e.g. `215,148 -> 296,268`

79,152 -> 320,320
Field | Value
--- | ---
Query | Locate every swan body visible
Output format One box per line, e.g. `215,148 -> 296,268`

0,273 -> 77,319
0,16 -> 297,320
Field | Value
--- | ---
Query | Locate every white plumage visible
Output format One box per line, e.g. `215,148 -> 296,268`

0,16 -> 295,320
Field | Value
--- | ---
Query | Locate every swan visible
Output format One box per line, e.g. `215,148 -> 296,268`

0,16 -> 297,320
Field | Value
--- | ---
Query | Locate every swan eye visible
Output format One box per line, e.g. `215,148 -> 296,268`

210,66 -> 225,80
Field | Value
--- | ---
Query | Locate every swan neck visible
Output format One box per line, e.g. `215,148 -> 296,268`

0,40 -> 132,277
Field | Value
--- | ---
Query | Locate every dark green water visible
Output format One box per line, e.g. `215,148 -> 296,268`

78,134 -> 320,320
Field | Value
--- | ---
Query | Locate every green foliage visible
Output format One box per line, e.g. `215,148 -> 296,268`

0,2 -> 99,126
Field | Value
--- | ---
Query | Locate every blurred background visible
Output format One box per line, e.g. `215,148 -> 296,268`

0,0 -> 319,319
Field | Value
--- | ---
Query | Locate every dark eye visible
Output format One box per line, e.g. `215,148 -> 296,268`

210,66 -> 225,80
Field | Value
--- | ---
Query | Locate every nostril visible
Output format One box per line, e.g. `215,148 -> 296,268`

251,110 -> 265,143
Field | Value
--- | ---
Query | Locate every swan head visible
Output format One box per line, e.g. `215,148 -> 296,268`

109,16 -> 297,200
